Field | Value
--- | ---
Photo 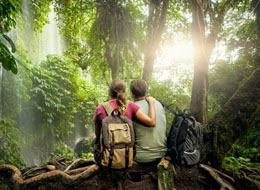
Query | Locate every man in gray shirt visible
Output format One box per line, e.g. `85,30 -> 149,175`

130,79 -> 167,163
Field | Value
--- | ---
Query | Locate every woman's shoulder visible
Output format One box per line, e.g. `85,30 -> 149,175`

128,100 -> 135,105
94,104 -> 105,115
127,100 -> 140,110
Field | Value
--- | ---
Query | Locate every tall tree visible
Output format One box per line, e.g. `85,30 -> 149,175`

142,0 -> 169,82
253,0 -> 260,32
203,0 -> 260,167
90,0 -> 137,79
189,0 -> 236,124
203,67 -> 260,168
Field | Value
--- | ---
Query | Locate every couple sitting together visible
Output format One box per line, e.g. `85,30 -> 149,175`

93,78 -> 167,164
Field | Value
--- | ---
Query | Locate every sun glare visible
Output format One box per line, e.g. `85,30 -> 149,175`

172,43 -> 193,60
156,41 -> 193,67
154,41 -> 194,82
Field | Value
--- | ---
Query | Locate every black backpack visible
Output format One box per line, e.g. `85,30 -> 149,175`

159,100 -> 203,166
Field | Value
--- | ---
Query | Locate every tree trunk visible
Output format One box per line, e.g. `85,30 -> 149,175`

190,1 -> 208,123
105,42 -> 120,80
202,67 -> 260,168
189,0 -> 235,124
142,0 -> 169,82
0,67 -> 3,118
189,0 -> 208,124
253,0 -> 260,33
111,46 -> 120,79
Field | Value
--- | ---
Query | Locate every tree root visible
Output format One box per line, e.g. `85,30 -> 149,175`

240,168 -> 260,190
2,160 -> 258,190
200,164 -> 235,190
0,164 -> 24,190
0,163 -> 100,190
241,167 -> 260,176
22,165 -> 56,179
64,158 -> 95,173
197,175 -> 208,185
48,157 -> 67,170
66,165 -> 92,175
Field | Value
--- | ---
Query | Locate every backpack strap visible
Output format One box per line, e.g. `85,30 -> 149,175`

158,100 -> 178,115
108,146 -> 114,168
102,100 -> 130,116
102,102 -> 114,116
125,144 -> 129,169
125,100 -> 130,111
167,116 -> 185,162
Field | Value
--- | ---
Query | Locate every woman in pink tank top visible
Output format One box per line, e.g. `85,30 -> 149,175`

93,79 -> 156,139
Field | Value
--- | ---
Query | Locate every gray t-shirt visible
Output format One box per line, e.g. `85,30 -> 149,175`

134,99 -> 167,163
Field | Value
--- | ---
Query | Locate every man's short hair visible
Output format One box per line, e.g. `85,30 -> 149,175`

130,79 -> 147,98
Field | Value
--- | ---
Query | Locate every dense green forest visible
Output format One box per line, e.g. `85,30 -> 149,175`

0,0 -> 260,189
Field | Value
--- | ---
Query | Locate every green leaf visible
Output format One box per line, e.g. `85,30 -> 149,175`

0,42 -> 11,54
11,59 -> 18,74
2,58 -> 11,71
3,34 -> 16,53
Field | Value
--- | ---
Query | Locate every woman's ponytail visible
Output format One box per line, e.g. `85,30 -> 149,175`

109,79 -> 127,115
116,92 -> 127,115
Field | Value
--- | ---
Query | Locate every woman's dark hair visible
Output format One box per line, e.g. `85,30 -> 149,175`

109,79 -> 127,114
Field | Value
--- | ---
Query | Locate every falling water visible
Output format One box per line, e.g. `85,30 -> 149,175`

17,1 -> 64,166
3,0 -> 92,167
37,5 -> 63,63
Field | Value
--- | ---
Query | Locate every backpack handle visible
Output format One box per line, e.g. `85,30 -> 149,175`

182,109 -> 192,116
111,109 -> 121,116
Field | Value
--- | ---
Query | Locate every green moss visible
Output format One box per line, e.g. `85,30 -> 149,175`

61,177 -> 75,185
157,163 -> 175,190
38,185 -> 47,190
0,178 -> 8,190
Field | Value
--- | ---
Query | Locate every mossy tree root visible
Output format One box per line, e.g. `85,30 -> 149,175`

200,164 -> 235,190
0,164 -> 100,190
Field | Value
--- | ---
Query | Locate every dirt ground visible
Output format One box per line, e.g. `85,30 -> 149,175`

1,159 -> 258,190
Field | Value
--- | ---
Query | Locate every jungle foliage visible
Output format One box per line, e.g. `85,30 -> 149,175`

0,0 -> 22,74
0,0 -> 259,180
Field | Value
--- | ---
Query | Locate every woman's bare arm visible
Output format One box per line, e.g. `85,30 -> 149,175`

135,97 -> 156,127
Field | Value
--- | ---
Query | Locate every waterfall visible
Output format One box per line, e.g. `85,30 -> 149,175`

37,5 -> 63,63
17,0 -> 64,166
3,0 -> 91,167
21,0 -> 63,64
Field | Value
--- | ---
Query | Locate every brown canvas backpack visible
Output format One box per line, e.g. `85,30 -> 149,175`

96,101 -> 135,169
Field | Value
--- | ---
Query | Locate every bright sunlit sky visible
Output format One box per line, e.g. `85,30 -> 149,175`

154,40 -> 193,80
154,8 -> 255,86
154,38 -> 194,83
153,38 -> 231,83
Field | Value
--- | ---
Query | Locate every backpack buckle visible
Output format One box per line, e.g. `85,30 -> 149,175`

110,147 -> 114,156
